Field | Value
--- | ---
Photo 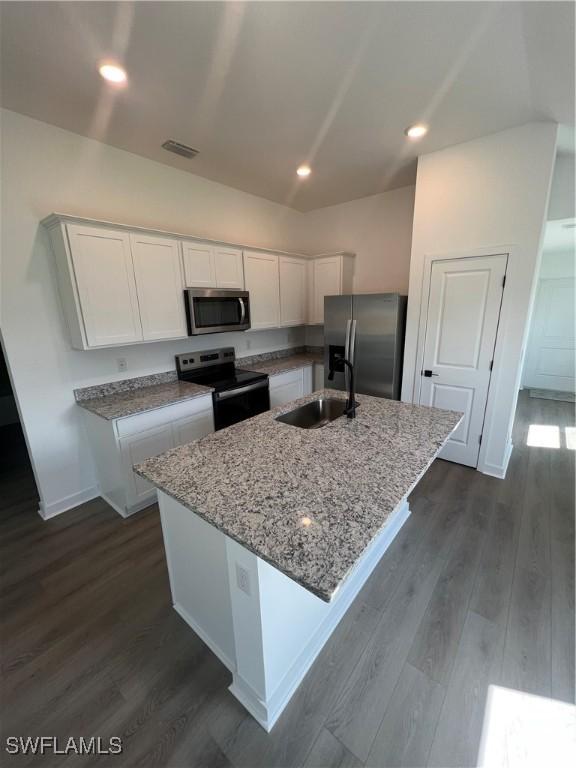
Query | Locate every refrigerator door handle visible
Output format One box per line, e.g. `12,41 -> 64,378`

349,319 -> 357,365
344,319 -> 352,390
344,318 -> 352,360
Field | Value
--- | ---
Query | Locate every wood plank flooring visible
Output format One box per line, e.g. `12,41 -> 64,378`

1,392 -> 574,767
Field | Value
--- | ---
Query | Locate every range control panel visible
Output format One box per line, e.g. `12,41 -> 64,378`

175,347 -> 235,373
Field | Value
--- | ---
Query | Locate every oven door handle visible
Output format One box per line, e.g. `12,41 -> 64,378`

238,297 -> 246,325
214,380 -> 268,401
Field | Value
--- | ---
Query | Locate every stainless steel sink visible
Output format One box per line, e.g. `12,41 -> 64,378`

275,398 -> 349,429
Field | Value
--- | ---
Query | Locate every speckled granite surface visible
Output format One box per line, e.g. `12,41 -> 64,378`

135,389 -> 461,601
244,351 -> 323,376
74,371 -> 178,401
77,380 -> 213,420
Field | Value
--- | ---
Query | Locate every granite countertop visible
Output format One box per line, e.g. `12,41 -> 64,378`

243,351 -> 323,377
77,380 -> 213,420
135,389 -> 461,601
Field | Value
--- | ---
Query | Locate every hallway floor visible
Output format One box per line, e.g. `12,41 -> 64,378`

1,391 -> 574,767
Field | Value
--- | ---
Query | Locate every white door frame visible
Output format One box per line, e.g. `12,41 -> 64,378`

410,245 -> 518,478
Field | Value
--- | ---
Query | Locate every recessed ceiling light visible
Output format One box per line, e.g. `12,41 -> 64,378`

99,63 -> 127,85
297,165 -> 311,178
405,124 -> 428,140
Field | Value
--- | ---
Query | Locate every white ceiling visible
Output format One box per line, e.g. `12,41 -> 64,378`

1,1 -> 574,211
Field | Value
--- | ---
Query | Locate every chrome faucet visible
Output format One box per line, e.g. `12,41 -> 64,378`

327,354 -> 357,419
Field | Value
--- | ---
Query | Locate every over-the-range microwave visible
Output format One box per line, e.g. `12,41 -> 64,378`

184,288 -> 251,335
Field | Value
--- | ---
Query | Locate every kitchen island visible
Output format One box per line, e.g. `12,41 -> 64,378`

135,389 -> 461,730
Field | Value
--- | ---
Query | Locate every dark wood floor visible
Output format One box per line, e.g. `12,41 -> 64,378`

1,392 -> 574,767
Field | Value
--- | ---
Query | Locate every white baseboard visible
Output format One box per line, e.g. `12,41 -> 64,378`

173,601 -> 236,672
479,442 -> 513,479
38,484 -> 99,520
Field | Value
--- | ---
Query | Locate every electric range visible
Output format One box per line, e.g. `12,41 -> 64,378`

176,347 -> 269,431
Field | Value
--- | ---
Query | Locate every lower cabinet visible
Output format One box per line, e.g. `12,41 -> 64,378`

120,424 -> 174,509
83,395 -> 214,517
269,366 -> 313,408
313,363 -> 325,392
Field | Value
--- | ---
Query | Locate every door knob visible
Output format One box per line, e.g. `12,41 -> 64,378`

423,370 -> 439,377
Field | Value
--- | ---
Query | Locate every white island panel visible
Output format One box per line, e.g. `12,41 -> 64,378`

159,492 -> 236,669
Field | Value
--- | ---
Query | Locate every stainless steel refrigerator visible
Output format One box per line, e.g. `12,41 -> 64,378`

324,293 -> 407,400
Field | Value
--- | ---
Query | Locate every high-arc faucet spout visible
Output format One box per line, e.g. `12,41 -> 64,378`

327,355 -> 357,419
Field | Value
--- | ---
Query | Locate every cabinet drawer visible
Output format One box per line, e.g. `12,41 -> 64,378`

115,394 -> 213,438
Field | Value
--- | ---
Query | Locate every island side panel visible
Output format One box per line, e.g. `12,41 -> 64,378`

157,491 -> 236,670
225,498 -> 411,731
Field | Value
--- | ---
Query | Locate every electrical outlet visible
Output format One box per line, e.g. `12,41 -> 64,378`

246,338 -> 252,350
235,563 -> 251,595
117,358 -> 128,372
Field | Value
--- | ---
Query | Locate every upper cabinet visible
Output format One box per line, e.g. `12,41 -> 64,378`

182,241 -> 244,290
130,233 -> 187,341
213,246 -> 245,289
243,251 -> 281,329
44,214 -> 354,349
181,242 -> 216,287
309,254 -> 355,324
279,256 -> 307,327
65,224 -> 143,348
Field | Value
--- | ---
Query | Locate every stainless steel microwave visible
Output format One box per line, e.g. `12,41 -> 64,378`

184,289 -> 251,335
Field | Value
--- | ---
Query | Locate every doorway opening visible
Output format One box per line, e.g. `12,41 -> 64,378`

0,337 -> 39,516
520,218 -> 575,400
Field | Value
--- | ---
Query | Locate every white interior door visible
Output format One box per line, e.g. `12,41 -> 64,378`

419,254 -> 507,467
130,234 -> 187,341
522,278 -> 575,392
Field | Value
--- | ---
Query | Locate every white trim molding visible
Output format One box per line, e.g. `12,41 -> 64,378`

38,484 -> 99,520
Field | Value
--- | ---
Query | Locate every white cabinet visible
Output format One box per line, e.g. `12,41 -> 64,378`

44,214 -> 354,348
182,241 -> 244,289
213,246 -> 245,289
309,253 -> 355,325
120,424 -> 174,508
243,251 -> 281,329
83,394 -> 214,517
171,410 -> 215,446
65,224 -> 143,347
181,242 -> 216,288
130,233 -> 187,341
269,367 -> 313,408
313,363 -> 325,392
279,256 -> 307,326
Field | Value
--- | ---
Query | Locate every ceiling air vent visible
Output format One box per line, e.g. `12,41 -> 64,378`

161,140 -> 199,159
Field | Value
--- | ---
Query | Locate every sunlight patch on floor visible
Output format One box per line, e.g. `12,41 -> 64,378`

527,424 -> 560,448
478,685 -> 576,767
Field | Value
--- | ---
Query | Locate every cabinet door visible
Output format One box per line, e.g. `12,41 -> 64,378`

182,241 -> 217,287
67,224 -> 142,347
243,252 -> 280,329
269,369 -> 304,408
120,424 -> 174,508
279,256 -> 307,326
313,256 -> 342,324
130,233 -> 187,341
214,247 -> 244,289
172,409 -> 214,447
